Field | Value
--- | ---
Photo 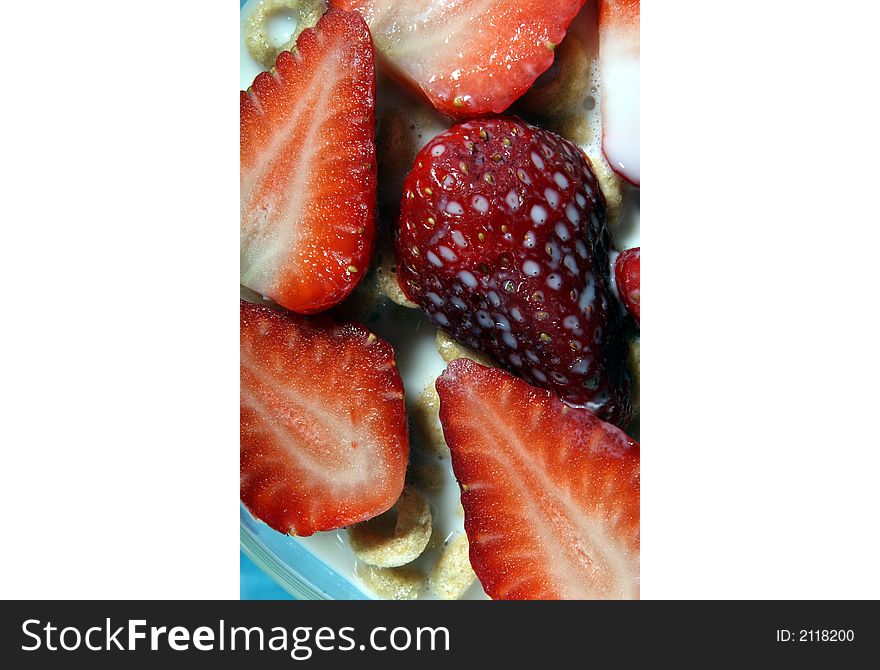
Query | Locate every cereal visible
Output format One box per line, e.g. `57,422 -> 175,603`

376,75 -> 452,217
244,0 -> 325,70
332,230 -> 418,320
376,105 -> 420,213
429,533 -> 477,600
356,564 -> 425,600
332,231 -> 416,320
409,383 -> 449,458
425,527 -> 446,553
348,486 -> 432,568
374,114 -> 415,317
517,17 -> 593,122
583,145 -> 625,227
372,78 -> 451,309
435,329 -> 497,368
331,265 -> 387,325
373,233 -> 417,309
409,460 -> 445,492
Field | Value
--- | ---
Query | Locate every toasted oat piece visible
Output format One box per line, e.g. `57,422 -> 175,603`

435,330 -> 497,368
348,486 -> 432,568
243,0 -> 324,70
373,233 -> 417,309
517,4 -> 594,123
373,77 -> 450,310
376,106 -> 416,207
375,77 -> 451,213
454,501 -> 465,519
357,564 -> 425,600
425,526 -> 446,553
429,533 -> 477,600
409,460 -> 445,492
330,262 -> 388,324
409,383 -> 448,459
583,145 -> 625,227
332,232 -> 418,320
332,229 -> 418,320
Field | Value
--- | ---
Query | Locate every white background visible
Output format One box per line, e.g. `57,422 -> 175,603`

1,1 -> 878,599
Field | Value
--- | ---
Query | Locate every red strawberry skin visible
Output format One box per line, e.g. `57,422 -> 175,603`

396,117 -> 632,426
332,0 -> 586,118
437,359 -> 639,600
240,9 -> 376,314
240,300 -> 408,536
614,247 -> 640,324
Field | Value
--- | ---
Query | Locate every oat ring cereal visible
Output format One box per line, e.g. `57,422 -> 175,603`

429,533 -> 477,600
356,565 -> 425,601
348,486 -> 433,568
244,0 -> 325,70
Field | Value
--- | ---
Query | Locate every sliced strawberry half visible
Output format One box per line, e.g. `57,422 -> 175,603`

599,0 -> 640,185
332,0 -> 586,118
240,300 -> 408,536
437,359 -> 639,599
614,247 -> 640,324
240,9 -> 377,314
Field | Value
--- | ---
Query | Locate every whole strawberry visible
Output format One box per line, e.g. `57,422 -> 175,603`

614,247 -> 640,325
396,117 -> 631,426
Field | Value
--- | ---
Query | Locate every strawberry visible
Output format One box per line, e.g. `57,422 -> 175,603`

599,0 -> 640,185
331,0 -> 586,118
240,300 -> 408,536
240,9 -> 377,314
614,247 -> 640,324
437,359 -> 639,600
396,117 -> 632,426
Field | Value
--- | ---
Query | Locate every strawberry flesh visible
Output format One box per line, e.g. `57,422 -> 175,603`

437,359 -> 639,600
396,117 -> 632,426
332,0 -> 586,118
614,246 -> 640,324
240,300 -> 408,536
240,9 -> 377,314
